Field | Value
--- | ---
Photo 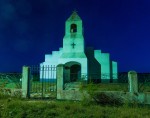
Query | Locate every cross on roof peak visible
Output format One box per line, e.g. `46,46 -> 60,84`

73,9 -> 78,13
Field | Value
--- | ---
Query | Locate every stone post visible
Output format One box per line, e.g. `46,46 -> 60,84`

22,66 -> 30,98
56,64 -> 64,99
128,71 -> 138,94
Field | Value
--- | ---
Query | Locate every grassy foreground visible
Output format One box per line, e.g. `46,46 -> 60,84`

0,78 -> 150,118
0,96 -> 150,118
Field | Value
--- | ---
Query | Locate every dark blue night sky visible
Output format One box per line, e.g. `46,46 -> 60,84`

0,0 -> 150,72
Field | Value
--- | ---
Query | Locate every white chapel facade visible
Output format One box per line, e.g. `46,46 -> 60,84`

40,11 -> 118,83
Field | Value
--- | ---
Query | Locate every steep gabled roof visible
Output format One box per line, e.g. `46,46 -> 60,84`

67,11 -> 81,21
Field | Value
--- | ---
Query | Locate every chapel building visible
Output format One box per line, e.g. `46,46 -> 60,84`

40,11 -> 118,83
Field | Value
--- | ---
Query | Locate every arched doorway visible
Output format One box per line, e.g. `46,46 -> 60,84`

70,64 -> 81,82
64,61 -> 81,83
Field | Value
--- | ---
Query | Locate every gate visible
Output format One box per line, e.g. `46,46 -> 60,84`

29,65 -> 56,99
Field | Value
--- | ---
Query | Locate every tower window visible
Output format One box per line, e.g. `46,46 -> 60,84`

70,24 -> 77,33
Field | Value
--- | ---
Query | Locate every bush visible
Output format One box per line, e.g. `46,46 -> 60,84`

92,92 -> 123,106
80,83 -> 123,106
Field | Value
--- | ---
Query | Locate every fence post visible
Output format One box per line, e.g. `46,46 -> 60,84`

22,66 -> 30,98
56,64 -> 64,99
128,71 -> 138,94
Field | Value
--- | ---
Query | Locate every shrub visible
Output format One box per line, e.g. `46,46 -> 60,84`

80,83 -> 123,106
92,92 -> 123,106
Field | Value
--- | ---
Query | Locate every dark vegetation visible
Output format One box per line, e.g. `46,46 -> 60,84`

0,73 -> 150,117
0,95 -> 150,118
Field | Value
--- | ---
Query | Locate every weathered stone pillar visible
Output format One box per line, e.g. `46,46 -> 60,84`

56,64 -> 64,99
22,66 -> 30,98
128,71 -> 138,93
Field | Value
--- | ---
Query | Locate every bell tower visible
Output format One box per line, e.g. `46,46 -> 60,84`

59,11 -> 88,81
62,11 -> 85,55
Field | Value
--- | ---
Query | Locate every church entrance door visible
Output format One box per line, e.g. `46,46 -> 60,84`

70,64 -> 81,82
64,61 -> 81,83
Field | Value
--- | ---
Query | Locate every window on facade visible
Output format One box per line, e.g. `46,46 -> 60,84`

70,24 -> 77,33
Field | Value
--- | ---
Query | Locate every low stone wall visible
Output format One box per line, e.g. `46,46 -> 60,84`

57,90 -> 85,100
138,92 -> 150,104
57,89 -> 150,104
56,67 -> 150,104
94,91 -> 150,105
0,88 -> 22,97
21,65 -> 150,105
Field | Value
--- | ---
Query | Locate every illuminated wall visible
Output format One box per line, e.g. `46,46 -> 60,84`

94,50 -> 111,82
40,11 -> 118,83
112,61 -> 118,82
